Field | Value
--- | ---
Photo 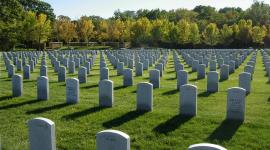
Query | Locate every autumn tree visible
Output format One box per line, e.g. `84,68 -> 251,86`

55,16 -> 77,46
252,25 -> 267,45
236,19 -> 253,47
202,23 -> 220,46
131,17 -> 152,46
189,22 -> 201,46
177,19 -> 190,45
77,16 -> 95,46
219,24 -> 234,47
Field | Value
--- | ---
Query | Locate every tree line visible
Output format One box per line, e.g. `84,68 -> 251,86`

1,0 -> 270,51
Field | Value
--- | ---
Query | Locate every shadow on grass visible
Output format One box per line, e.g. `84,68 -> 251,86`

198,91 -> 215,97
23,80 -> 35,83
103,110 -> 147,128
166,70 -> 175,74
153,114 -> 193,134
81,84 -> 98,89
162,89 -> 178,95
166,77 -> 176,80
207,120 -> 243,141
26,103 -> 70,114
219,78 -> 228,82
0,99 -> 40,110
62,106 -> 107,120
189,78 -> 204,82
89,74 -> 99,77
188,70 -> 195,74
0,95 -> 13,101
267,96 -> 270,102
114,85 -> 127,90
143,77 -> 149,80
131,90 -> 136,93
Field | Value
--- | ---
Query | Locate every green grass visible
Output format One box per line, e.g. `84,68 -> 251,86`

0,50 -> 270,149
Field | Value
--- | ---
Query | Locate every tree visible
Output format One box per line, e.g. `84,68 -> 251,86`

245,2 -> 270,25
167,22 -> 179,45
219,24 -> 234,46
0,0 -> 24,51
108,19 -> 125,42
177,19 -> 190,45
23,11 -> 37,48
96,20 -> 109,42
202,23 -> 220,46
252,25 -> 267,45
131,17 -> 152,46
18,0 -> 55,21
236,19 -> 253,47
77,16 -> 95,46
55,16 -> 77,46
151,19 -> 169,46
34,13 -> 52,50
189,23 -> 201,45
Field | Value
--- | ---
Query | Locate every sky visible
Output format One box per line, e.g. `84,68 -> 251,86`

43,0 -> 270,19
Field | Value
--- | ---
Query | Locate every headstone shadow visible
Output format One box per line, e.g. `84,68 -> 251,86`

26,103 -> 70,114
0,95 -> 13,101
114,85 -> 127,90
153,114 -> 193,134
166,77 -> 176,80
62,106 -> 106,120
103,110 -> 147,128
81,84 -> 98,89
207,119 -> 243,141
162,89 -> 178,95
198,91 -> 215,97
0,99 -> 40,110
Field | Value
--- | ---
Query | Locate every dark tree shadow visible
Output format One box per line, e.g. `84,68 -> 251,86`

162,89 -> 178,95
267,96 -> 270,102
81,84 -> 98,89
198,91 -> 215,97
207,120 -> 243,141
0,99 -> 40,110
114,85 -> 127,90
143,77 -> 149,80
26,103 -> 70,114
0,95 -> 13,101
103,110 -> 147,128
62,106 -> 106,120
153,114 -> 193,134
166,77 -> 176,80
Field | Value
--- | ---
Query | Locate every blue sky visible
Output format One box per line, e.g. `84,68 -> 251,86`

43,0 -> 269,19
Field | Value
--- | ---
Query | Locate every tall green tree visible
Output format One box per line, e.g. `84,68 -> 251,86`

177,19 -> 190,45
131,17 -> 152,46
189,22 -> 201,45
219,24 -> 234,46
236,19 -> 253,47
0,0 -> 24,51
202,23 -> 220,46
34,13 -> 52,50
252,25 -> 267,45
77,16 -> 95,46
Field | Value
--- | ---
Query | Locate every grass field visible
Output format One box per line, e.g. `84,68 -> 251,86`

0,50 -> 270,149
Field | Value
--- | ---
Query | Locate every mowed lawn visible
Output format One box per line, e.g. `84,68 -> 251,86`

0,50 -> 270,150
